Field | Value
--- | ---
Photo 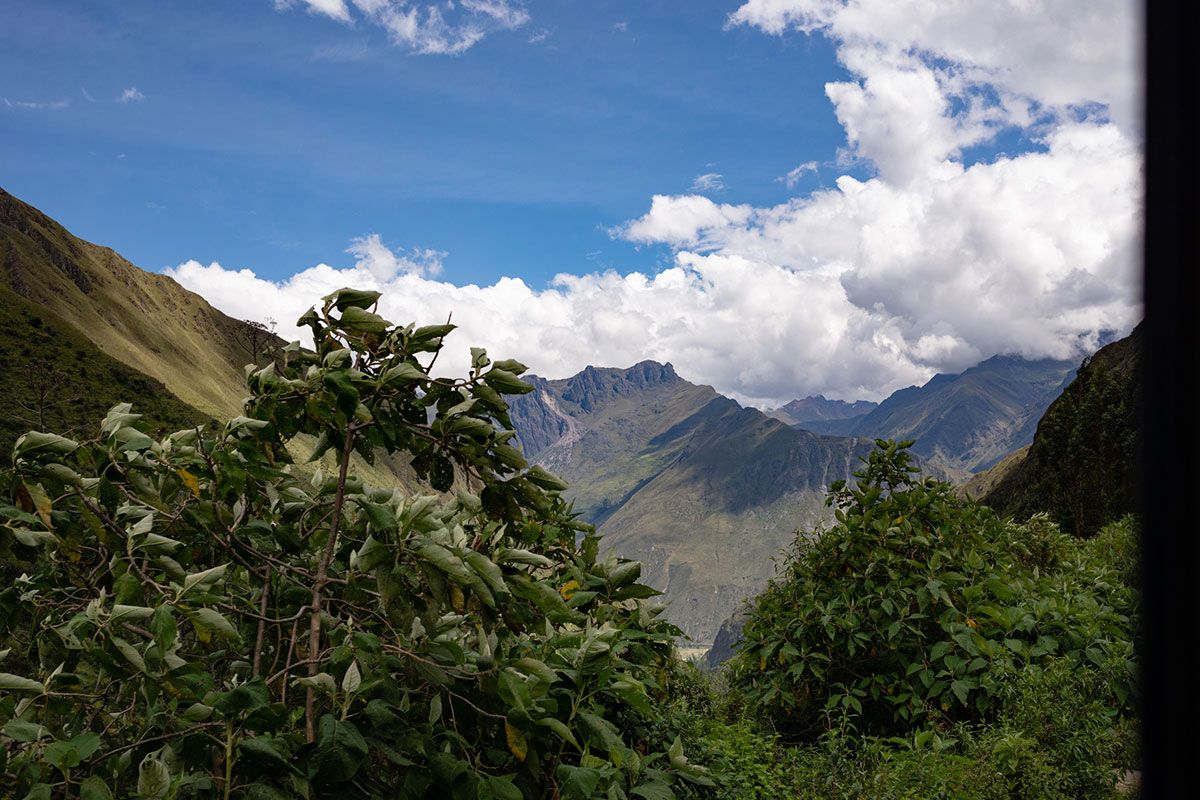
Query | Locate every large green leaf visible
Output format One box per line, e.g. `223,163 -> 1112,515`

0,672 -> 43,693
213,678 -> 270,716
555,765 -> 602,800
307,715 -> 368,784
137,755 -> 171,800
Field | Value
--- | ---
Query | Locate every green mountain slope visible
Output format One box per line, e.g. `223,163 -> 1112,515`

790,355 -> 1077,479
0,187 -> 419,489
979,326 -> 1140,535
1,187 -> 270,418
0,285 -> 207,463
508,362 -> 880,644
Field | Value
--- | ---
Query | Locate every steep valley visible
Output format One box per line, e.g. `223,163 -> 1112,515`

508,362 -> 878,644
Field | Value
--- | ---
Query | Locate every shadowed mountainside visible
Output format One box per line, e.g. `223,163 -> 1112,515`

508,362 -> 881,644
0,285 -> 208,463
977,325 -> 1140,536
783,355 -> 1077,479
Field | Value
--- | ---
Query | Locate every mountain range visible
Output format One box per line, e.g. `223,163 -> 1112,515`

766,395 -> 877,429
767,356 -> 1077,480
1,186 -> 1112,653
506,363 -> 880,643
705,324 -> 1139,667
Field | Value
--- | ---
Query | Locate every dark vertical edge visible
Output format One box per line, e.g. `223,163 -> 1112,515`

1142,0 -> 1200,794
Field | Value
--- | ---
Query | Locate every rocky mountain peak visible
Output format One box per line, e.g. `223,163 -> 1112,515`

559,360 -> 680,412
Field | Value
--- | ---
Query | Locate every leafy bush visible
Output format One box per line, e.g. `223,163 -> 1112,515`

0,289 -> 714,799
728,441 -> 1136,739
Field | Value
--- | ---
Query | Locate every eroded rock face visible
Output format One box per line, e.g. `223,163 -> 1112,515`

706,610 -> 749,669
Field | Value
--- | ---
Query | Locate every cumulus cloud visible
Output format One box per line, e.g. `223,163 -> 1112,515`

728,0 -> 1140,144
618,195 -> 754,249
167,245 -> 922,407
276,0 -> 529,55
174,0 -> 1141,408
117,87 -> 146,103
346,233 -> 445,279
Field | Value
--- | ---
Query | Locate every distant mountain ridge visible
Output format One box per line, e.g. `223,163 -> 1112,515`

766,395 -> 877,429
773,355 -> 1077,478
507,362 -> 882,643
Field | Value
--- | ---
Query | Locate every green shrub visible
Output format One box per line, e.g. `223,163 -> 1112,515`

728,441 -> 1136,739
0,289 -> 715,799
986,656 -> 1136,798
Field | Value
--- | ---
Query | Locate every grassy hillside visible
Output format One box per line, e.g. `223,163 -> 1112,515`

1,187 -> 275,418
981,326 -> 1140,536
0,285 -> 208,463
0,187 -> 421,490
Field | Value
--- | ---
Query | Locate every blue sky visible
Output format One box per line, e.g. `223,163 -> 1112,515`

0,1 -> 1140,406
1,0 -> 856,287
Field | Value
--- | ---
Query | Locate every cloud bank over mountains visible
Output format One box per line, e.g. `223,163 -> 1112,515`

173,0 -> 1141,406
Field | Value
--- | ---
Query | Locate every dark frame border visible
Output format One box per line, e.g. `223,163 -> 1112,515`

1142,0 -> 1200,794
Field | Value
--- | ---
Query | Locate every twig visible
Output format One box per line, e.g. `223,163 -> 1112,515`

306,425 -> 356,741
96,722 -> 223,761
252,564 -> 272,677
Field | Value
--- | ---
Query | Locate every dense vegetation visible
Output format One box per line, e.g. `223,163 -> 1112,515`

704,444 -> 1139,798
0,290 -> 713,799
0,285 -> 1140,799
983,327 -> 1140,536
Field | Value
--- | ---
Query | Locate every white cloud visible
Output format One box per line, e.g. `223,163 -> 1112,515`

780,161 -> 818,188
728,0 -> 1140,136
276,0 -> 529,55
3,97 -> 70,110
346,233 -> 444,279
276,0 -> 352,22
167,245 -> 923,407
617,195 -> 754,249
117,87 -> 146,103
690,173 -> 726,193
173,1 -> 1141,408
612,125 -> 1140,396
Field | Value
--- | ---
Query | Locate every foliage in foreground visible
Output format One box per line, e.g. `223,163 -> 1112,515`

0,288 -> 713,799
728,441 -> 1137,740
701,508 -> 1139,798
